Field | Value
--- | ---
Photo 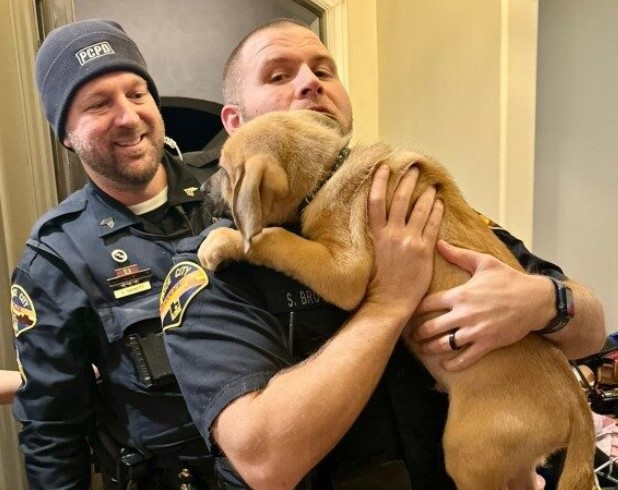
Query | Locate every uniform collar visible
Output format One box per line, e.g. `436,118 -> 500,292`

165,152 -> 204,206
90,151 -> 203,238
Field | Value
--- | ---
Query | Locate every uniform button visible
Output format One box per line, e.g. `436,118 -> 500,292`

397,370 -> 406,379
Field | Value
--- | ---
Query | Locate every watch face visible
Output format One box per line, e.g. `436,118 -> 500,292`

538,278 -> 574,335
565,286 -> 575,318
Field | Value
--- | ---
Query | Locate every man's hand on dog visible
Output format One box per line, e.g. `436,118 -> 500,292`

365,164 -> 443,322
413,241 -> 556,371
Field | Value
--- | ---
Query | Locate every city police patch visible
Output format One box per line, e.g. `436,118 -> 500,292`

11,285 -> 37,337
160,261 -> 209,331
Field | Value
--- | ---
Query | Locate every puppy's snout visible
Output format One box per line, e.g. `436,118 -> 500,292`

200,178 -> 212,195
201,170 -> 231,220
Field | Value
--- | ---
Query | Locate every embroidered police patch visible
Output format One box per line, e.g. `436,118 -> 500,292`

160,261 -> 209,331
10,285 -> 37,337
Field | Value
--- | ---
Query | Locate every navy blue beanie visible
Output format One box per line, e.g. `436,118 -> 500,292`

35,19 -> 160,141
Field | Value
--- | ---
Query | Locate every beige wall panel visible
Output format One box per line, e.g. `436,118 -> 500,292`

346,0 -> 379,143
371,0 -> 537,244
376,0 -> 502,222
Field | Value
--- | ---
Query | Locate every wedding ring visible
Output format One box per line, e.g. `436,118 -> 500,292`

448,328 -> 462,351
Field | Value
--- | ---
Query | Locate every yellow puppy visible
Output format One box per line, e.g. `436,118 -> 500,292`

200,110 -> 595,490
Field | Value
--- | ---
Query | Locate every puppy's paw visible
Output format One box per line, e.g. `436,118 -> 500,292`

198,228 -> 243,270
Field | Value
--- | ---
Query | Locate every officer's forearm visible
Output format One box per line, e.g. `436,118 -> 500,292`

212,302 -> 409,490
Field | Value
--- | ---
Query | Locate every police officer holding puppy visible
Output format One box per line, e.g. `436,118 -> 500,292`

163,19 -> 606,489
11,20 -> 214,489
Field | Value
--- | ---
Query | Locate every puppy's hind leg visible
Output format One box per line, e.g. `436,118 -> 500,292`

445,440 -> 507,489
443,410 -> 512,490
446,434 -> 540,490
447,466 -> 508,490
507,469 -> 543,490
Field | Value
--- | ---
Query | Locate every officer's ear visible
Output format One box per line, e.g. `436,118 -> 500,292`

62,135 -> 73,150
221,105 -> 244,136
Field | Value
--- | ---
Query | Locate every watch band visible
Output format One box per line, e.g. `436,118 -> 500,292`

537,276 -> 574,335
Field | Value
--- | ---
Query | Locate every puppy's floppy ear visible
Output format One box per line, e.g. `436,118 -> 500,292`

232,153 -> 289,251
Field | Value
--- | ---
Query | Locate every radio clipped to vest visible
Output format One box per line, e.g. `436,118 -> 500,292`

127,332 -> 175,388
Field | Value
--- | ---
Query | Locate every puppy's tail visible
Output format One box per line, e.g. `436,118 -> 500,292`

556,396 -> 596,490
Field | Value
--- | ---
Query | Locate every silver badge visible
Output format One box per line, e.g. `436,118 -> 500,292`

111,249 -> 128,263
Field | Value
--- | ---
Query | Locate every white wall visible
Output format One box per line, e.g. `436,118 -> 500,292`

534,0 -> 618,332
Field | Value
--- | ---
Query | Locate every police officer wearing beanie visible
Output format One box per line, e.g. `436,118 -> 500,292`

11,19 -> 216,489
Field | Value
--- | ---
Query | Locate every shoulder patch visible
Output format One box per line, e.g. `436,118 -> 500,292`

160,261 -> 209,331
11,285 -> 37,336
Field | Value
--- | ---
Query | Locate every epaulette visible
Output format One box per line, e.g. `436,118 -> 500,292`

182,148 -> 221,183
30,188 -> 88,239
476,211 -> 503,230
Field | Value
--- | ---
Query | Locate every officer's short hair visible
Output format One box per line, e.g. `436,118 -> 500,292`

222,18 -> 310,106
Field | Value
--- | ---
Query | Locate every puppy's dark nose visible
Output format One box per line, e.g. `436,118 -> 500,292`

200,179 -> 212,195
201,170 -> 231,220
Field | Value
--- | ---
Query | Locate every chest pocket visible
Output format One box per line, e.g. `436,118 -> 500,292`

96,290 -> 162,343
87,232 -> 174,343
97,286 -> 177,388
